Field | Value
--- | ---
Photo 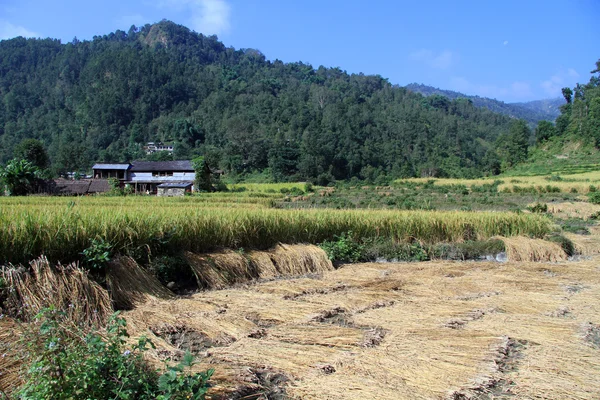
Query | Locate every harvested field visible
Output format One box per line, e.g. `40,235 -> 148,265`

122,256 -> 600,399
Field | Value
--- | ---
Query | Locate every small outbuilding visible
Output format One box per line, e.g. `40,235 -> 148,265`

156,182 -> 193,197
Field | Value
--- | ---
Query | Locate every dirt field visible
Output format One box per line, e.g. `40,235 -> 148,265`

125,255 -> 600,399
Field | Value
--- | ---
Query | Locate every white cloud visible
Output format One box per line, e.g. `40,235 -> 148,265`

409,49 -> 456,70
0,20 -> 38,40
503,40 -> 509,46
510,81 -> 533,98
540,75 -> 563,97
449,77 -> 532,100
567,68 -> 579,78
540,68 -> 579,97
116,14 -> 149,29
160,0 -> 231,35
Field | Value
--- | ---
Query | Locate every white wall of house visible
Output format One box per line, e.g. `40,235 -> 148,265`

130,172 -> 195,182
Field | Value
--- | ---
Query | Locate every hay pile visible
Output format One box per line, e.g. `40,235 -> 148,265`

122,256 -> 600,399
0,317 -> 22,394
547,201 -> 600,220
185,244 -> 333,290
106,256 -> 174,309
1,256 -> 112,325
499,236 -> 568,262
565,226 -> 600,256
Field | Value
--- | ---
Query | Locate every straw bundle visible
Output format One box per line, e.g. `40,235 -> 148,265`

1,256 -> 112,326
185,250 -> 255,290
0,318 -> 23,394
498,236 -> 568,262
106,256 -> 174,309
266,244 -> 333,276
246,250 -> 279,279
565,228 -> 600,256
185,245 -> 333,290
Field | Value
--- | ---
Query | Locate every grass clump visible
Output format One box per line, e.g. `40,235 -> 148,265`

546,234 -> 576,257
527,203 -> 548,213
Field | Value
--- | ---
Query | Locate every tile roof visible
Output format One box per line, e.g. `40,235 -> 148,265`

130,160 -> 194,172
92,163 -> 131,170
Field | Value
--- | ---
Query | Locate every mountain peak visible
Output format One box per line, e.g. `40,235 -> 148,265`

405,83 -> 562,123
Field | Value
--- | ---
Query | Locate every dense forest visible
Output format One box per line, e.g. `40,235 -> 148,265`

1,20 -> 546,182
405,83 -> 563,125
544,60 -> 600,146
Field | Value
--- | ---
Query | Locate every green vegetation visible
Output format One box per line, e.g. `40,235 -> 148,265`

15,308 -> 212,400
81,238 -> 113,271
0,158 -> 41,195
320,233 -> 507,264
0,21 -> 522,181
284,180 -> 578,211
505,59 -> 600,176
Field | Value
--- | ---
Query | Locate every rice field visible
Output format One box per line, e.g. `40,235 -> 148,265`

0,196 -> 553,265
396,170 -> 600,194
227,182 -> 312,193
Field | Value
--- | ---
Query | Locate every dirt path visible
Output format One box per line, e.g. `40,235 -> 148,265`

125,257 -> 600,399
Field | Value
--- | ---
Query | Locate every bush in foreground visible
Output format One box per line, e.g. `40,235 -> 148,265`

12,308 -> 213,400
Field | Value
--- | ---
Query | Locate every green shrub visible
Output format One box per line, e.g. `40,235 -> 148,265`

527,203 -> 548,213
81,238 -> 112,271
320,232 -> 365,263
157,352 -> 213,400
304,182 -> 314,193
364,239 -> 428,262
588,191 -> 600,204
16,308 -> 213,400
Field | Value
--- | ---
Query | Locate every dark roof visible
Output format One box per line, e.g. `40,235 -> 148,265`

52,180 -> 91,195
130,160 -> 194,172
157,182 -> 193,188
92,163 -> 131,170
88,179 -> 111,193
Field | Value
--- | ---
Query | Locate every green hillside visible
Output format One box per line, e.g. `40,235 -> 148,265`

0,20 -> 520,182
504,60 -> 600,176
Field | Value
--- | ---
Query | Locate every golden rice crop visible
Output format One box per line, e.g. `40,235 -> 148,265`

396,170 -> 600,194
0,197 -> 552,265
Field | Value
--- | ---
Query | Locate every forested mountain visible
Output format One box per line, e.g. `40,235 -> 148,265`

405,83 -> 563,125
542,60 -> 600,145
1,20 -> 529,181
502,59 -> 600,176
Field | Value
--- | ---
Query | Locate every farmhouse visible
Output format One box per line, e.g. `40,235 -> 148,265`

92,163 -> 130,180
128,160 -> 195,194
91,160 -> 195,194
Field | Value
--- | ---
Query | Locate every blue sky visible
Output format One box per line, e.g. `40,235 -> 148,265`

1,0 -> 598,102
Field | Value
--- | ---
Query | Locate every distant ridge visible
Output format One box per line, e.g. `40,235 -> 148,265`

405,83 -> 563,124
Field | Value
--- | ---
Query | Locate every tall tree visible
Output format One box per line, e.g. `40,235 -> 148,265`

14,139 -> 50,170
